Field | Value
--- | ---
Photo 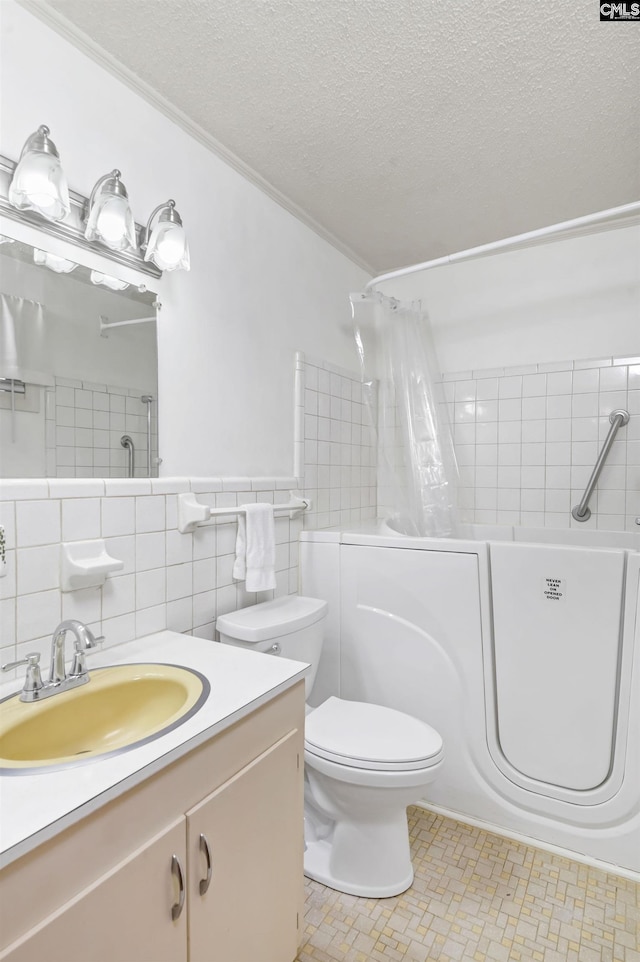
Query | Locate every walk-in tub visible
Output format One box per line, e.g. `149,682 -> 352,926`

300,521 -> 640,877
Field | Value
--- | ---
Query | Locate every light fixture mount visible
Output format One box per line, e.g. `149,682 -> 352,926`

0,154 -> 161,279
22,124 -> 59,158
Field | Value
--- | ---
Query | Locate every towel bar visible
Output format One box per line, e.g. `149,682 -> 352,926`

177,492 -> 310,533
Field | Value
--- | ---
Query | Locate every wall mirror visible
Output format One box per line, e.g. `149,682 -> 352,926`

0,235 -> 158,479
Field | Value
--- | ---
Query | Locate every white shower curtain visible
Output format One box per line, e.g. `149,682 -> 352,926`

0,293 -> 45,382
351,291 -> 458,538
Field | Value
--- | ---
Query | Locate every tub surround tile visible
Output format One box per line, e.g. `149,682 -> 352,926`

445,355 -> 638,531
296,354 -> 377,531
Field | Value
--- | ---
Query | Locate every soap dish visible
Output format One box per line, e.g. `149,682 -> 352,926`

61,540 -> 124,592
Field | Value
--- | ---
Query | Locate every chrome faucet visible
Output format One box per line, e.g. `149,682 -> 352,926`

1,620 -> 103,703
50,620 -> 99,685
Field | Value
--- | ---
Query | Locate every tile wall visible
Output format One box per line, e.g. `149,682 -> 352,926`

443,355 -> 640,530
295,353 -> 377,530
49,377 -> 158,479
0,476 -> 302,679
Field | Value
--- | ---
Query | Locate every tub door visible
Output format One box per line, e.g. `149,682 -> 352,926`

489,542 -> 625,791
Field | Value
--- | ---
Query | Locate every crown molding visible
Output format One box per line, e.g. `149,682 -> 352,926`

15,0 -> 374,275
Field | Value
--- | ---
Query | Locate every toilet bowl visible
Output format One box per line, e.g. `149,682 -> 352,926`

217,595 -> 444,898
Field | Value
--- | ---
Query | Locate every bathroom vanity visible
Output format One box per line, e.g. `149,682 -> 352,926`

0,632 -> 307,962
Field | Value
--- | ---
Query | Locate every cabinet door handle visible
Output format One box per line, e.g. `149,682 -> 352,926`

171,853 -> 185,921
199,833 -> 212,895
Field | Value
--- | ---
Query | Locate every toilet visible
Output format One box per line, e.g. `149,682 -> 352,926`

217,595 -> 444,898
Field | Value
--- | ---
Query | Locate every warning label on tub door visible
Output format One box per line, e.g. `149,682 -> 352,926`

542,578 -> 566,602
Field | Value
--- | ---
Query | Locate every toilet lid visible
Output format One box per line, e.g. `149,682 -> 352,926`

305,697 -> 444,772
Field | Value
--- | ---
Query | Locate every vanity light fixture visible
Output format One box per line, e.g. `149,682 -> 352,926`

33,248 -> 77,274
84,169 -> 136,252
0,235 -> 15,244
90,270 -> 129,291
8,125 -> 70,222
141,200 -> 190,272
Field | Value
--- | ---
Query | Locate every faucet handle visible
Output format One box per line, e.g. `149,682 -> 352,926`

69,634 -> 103,677
1,652 -> 44,697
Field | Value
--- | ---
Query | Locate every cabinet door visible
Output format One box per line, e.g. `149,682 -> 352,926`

1,817 -> 187,962
187,730 -> 303,962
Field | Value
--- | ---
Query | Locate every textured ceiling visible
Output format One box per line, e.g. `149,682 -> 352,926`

30,0 -> 640,272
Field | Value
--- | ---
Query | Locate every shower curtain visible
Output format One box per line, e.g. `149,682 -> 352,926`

0,293 -> 45,381
351,291 -> 458,538
0,293 -> 46,455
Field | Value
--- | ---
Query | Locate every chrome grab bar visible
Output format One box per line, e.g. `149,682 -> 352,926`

572,409 -> 629,522
120,434 -> 135,478
141,395 -> 153,478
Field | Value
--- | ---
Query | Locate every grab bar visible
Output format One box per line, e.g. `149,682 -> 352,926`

571,409 -> 629,522
120,435 -> 135,478
141,395 -> 153,478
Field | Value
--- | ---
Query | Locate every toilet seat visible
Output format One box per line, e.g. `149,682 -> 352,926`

305,696 -> 443,772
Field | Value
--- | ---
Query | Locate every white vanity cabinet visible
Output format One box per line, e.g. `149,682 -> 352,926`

0,682 -> 305,962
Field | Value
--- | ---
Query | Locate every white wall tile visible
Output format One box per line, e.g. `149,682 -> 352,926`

17,545 -> 60,594
17,589 -> 60,642
16,500 -> 61,547
167,562 -> 193,602
101,573 -> 136,620
193,590 -> 216,629
498,376 -> 522,399
102,613 -> 136,647
547,420 -> 572,443
0,597 -> 16,649
135,496 -> 166,533
546,372 -> 573,395
193,557 -> 216,594
136,604 -> 166,637
546,396 -> 571,419
135,532 -> 166,571
522,374 -> 547,397
600,366 -> 628,391
62,498 -> 101,542
102,497 -> 135,537
572,369 -> 600,394
61,586 -> 101,626
166,597 -> 192,632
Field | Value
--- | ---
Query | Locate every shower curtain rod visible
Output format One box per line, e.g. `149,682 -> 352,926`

364,201 -> 640,291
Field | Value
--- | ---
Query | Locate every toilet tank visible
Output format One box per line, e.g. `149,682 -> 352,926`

217,596 -> 327,699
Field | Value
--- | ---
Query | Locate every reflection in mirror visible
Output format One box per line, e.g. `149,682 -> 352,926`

0,237 -> 158,479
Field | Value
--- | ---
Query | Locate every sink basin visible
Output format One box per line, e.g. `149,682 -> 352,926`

0,663 -> 210,773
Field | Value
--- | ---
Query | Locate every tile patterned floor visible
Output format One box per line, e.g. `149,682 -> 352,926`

296,806 -> 639,962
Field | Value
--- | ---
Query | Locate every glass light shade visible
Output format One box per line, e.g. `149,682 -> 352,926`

144,221 -> 190,271
9,151 -> 70,222
90,270 -> 129,291
0,235 -> 15,245
33,249 -> 77,273
85,192 -> 136,252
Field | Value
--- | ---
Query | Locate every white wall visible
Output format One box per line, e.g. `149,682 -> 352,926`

378,226 -> 640,373
0,2 -> 369,477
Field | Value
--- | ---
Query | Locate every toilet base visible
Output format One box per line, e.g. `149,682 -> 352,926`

304,837 -> 414,898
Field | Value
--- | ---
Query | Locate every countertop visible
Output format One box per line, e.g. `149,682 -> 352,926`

0,631 -> 308,868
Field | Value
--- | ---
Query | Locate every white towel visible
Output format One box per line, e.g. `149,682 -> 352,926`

232,503 -> 276,592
